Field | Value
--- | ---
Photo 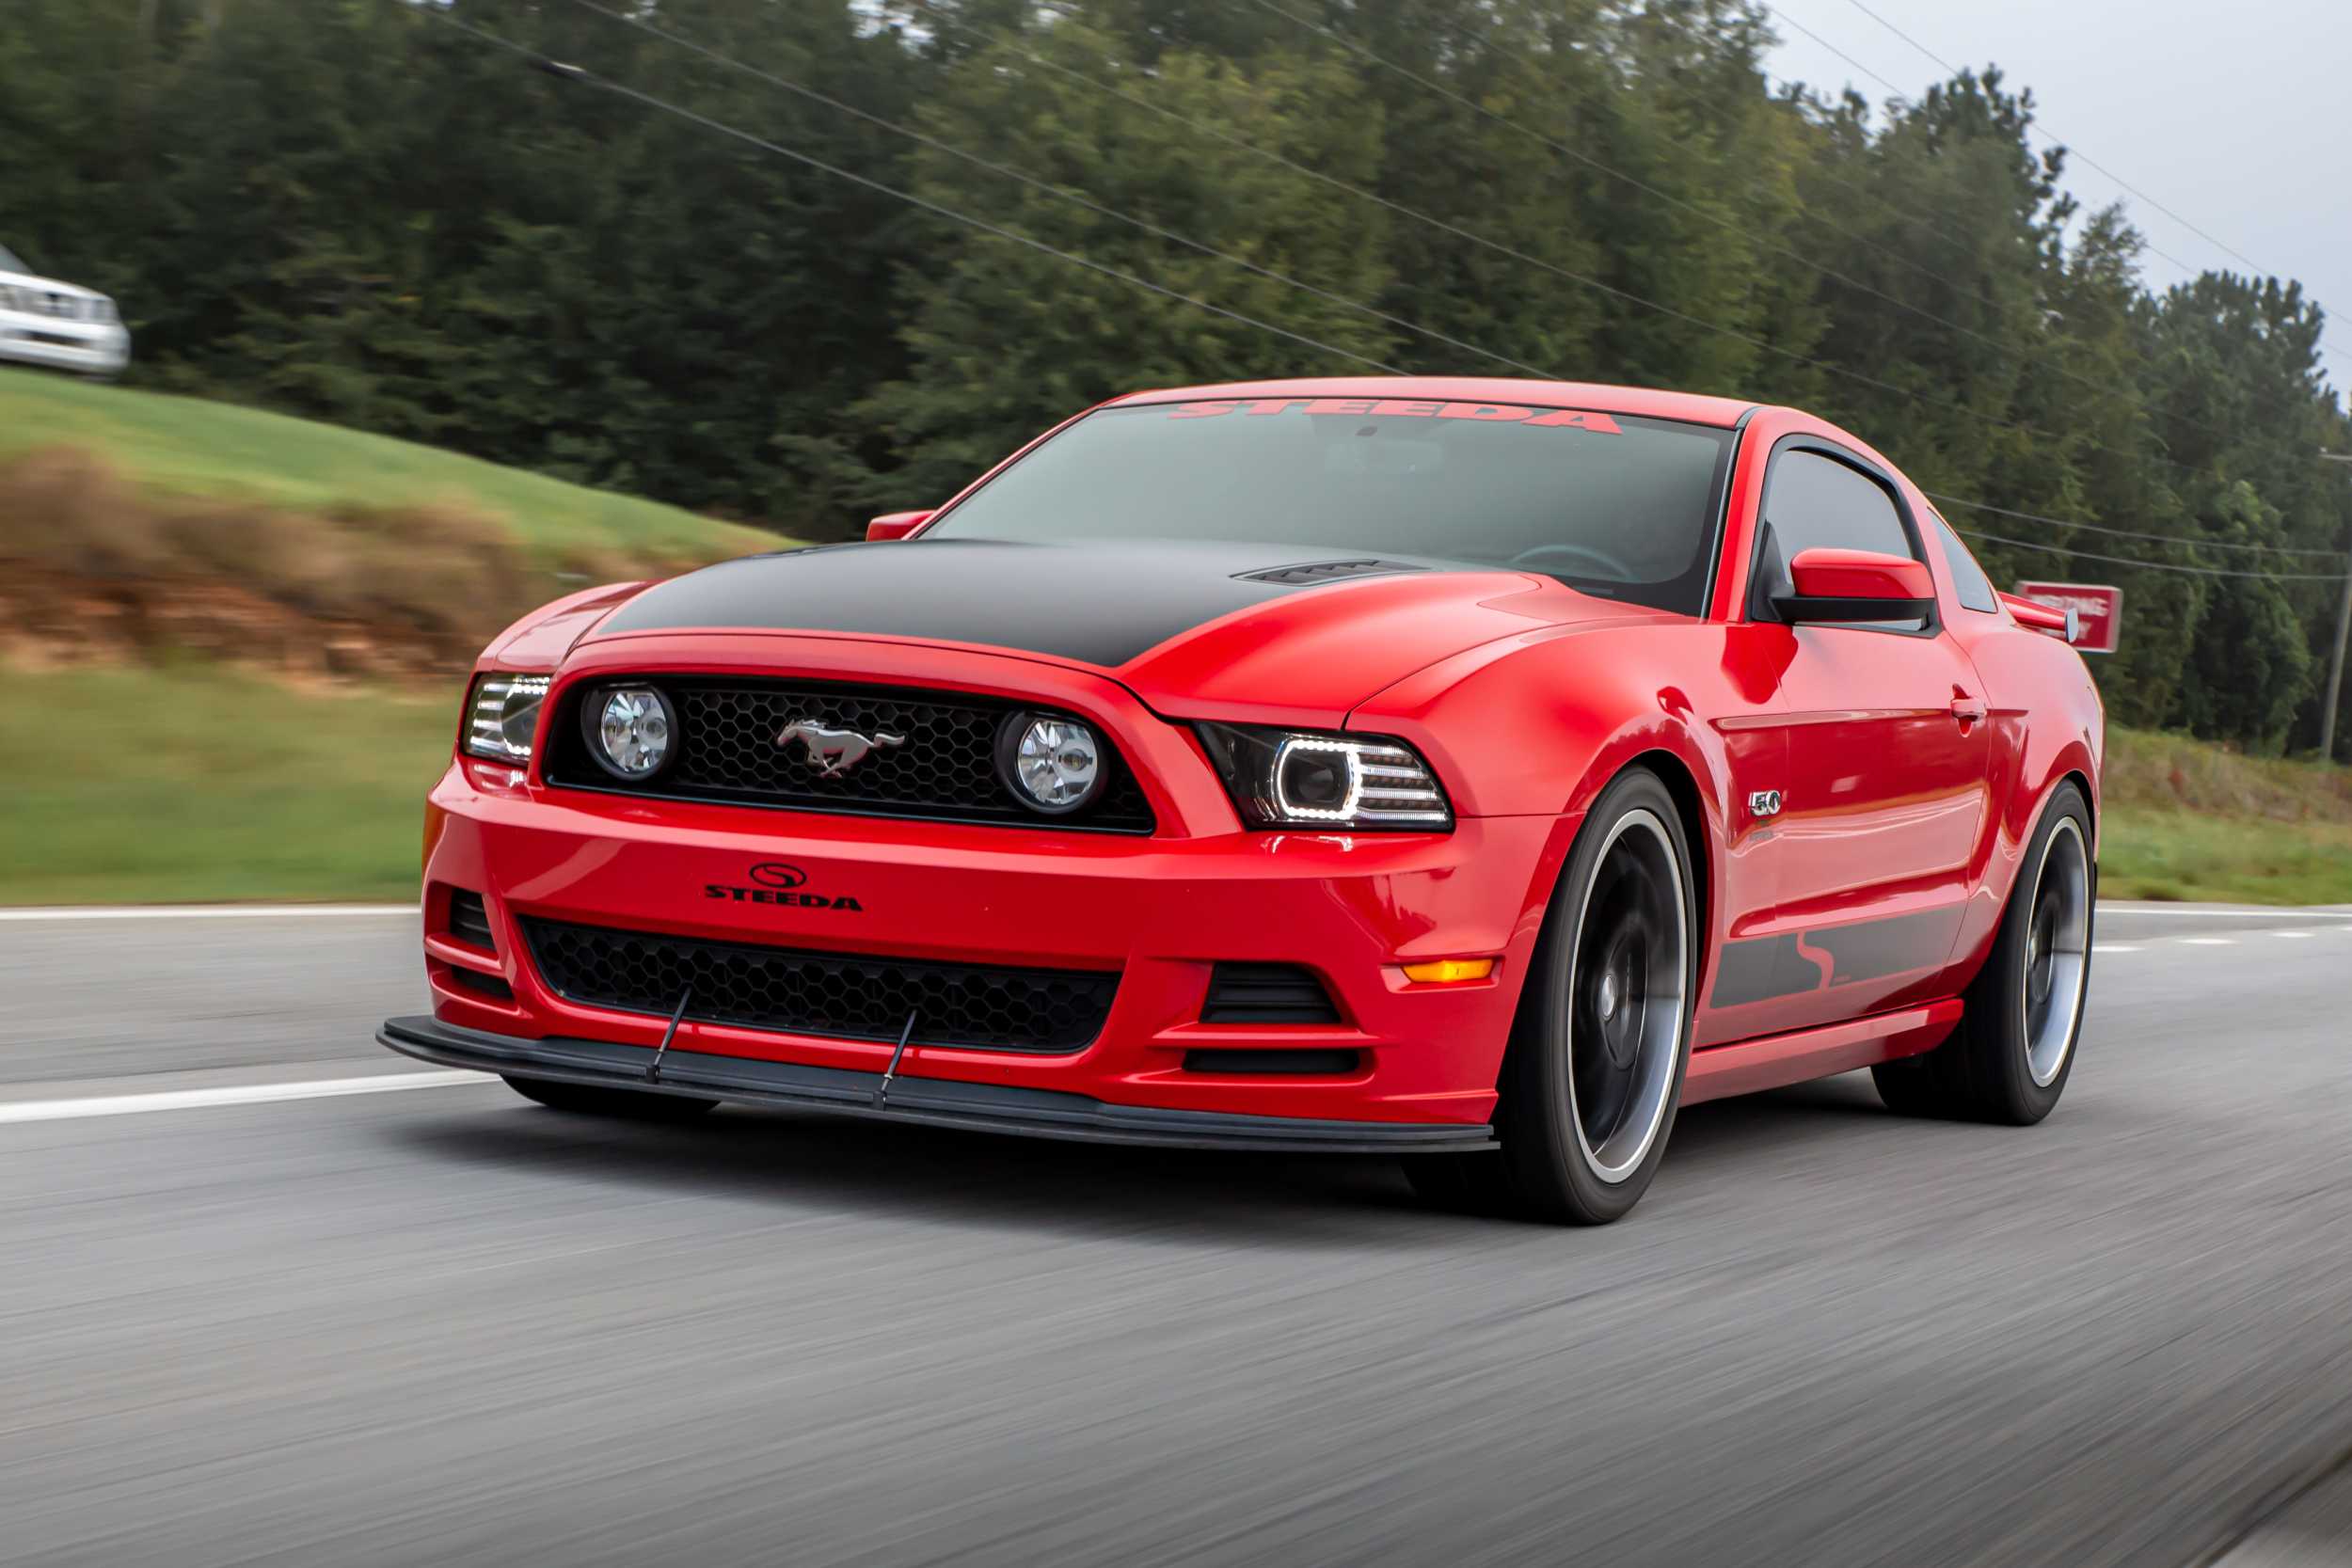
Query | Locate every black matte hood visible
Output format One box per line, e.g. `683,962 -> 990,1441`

587,538 -> 1437,668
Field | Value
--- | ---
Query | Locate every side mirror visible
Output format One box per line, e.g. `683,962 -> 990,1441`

866,509 -> 933,543
1773,547 -> 1934,625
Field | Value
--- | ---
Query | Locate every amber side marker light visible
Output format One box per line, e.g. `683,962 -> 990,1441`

1401,958 -> 1496,985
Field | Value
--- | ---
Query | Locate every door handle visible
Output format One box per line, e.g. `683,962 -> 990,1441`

1949,690 -> 1987,725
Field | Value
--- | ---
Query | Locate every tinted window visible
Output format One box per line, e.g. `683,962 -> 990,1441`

1763,451 -> 1917,561
0,243 -> 26,274
1932,515 -> 2001,612
925,399 -> 1738,615
1754,448 -> 1925,631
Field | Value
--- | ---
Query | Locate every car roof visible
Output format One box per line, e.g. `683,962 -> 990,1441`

1107,376 -> 1756,429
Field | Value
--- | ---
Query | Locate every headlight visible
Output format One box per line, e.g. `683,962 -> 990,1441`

583,684 -> 675,779
463,673 -> 550,763
1195,722 -> 1453,830
996,712 -> 1104,814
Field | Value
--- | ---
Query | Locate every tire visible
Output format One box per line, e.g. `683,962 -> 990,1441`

1872,781 -> 2094,1123
1404,769 -> 1699,1224
503,1074 -> 720,1121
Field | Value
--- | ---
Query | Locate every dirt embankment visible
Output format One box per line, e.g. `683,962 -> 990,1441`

0,446 -> 731,680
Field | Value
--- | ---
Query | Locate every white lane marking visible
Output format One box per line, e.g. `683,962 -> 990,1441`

2272,930 -> 2315,939
2093,943 -> 2144,954
0,905 -> 417,923
2099,906 -> 2352,919
2179,937 -> 2236,946
0,1072 -> 485,1125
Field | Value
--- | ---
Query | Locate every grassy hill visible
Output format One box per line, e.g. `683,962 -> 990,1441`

0,367 -> 772,562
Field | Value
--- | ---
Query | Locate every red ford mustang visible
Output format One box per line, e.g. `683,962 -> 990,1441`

380,377 -> 2102,1223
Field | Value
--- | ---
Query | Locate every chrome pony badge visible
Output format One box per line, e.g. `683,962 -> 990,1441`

777,719 -> 907,778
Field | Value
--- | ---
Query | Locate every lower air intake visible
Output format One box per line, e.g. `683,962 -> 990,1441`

1200,962 -> 1342,1024
519,917 -> 1117,1054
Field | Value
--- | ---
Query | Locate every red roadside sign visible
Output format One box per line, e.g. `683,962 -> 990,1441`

2013,581 -> 2122,654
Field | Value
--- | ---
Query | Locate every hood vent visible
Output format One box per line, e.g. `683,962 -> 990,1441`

1236,559 -> 1425,587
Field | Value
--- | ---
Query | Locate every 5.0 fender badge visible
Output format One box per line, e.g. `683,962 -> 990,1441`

1748,789 -> 1785,818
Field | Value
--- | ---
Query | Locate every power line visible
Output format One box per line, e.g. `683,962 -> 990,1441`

1809,0 -> 2348,363
412,4 -> 2332,586
1244,0 -> 2153,415
1928,492 -> 2349,558
562,0 -> 1559,381
1953,526 -> 2347,582
926,1 -> 2210,484
408,6 -> 1402,378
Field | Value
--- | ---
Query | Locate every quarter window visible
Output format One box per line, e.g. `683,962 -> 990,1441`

1932,515 -> 2001,613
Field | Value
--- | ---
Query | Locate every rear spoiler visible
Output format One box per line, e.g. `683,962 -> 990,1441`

1997,591 -> 2078,643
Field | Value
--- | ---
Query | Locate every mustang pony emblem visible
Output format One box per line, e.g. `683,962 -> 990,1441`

776,719 -> 907,778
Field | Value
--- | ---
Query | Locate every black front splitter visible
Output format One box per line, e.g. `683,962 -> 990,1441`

377,1016 -> 1497,1156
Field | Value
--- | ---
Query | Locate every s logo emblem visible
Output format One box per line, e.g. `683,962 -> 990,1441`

748,863 -> 807,889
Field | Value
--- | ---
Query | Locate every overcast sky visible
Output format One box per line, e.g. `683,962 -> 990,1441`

1763,0 -> 2350,398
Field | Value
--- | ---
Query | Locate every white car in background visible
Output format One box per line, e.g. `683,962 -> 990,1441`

0,241 -> 130,378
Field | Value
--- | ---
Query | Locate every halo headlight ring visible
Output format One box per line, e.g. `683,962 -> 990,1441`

995,711 -> 1106,816
581,683 -> 677,781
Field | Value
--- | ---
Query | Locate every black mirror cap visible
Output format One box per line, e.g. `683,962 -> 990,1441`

1771,593 -> 1936,625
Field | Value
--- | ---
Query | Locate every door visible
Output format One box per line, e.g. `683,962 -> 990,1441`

1710,441 -> 1993,1037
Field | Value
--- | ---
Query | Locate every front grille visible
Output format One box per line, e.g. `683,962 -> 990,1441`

546,677 -> 1154,833
1200,963 -> 1343,1024
520,917 -> 1119,1054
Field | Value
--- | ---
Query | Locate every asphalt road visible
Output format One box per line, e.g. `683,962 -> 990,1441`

3,904 -> 2350,1567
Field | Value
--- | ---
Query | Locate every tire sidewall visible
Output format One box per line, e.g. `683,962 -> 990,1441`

1504,769 -> 1699,1223
1984,782 -> 2095,1120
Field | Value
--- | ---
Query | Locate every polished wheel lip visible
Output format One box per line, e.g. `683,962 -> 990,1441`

1565,807 -> 1689,1184
2022,815 -> 2091,1087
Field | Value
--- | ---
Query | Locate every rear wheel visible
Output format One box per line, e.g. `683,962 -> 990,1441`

1404,769 -> 1697,1224
1872,781 -> 2093,1122
503,1074 -> 719,1121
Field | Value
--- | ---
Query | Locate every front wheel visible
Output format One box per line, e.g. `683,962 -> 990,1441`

1406,769 -> 1698,1224
1872,781 -> 2094,1123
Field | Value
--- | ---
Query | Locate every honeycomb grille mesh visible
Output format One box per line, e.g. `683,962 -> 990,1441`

519,917 -> 1118,1053
548,679 -> 1153,832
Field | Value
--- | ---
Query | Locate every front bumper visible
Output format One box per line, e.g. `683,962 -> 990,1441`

382,1015 -> 1495,1154
408,764 -> 1568,1132
0,316 -> 129,375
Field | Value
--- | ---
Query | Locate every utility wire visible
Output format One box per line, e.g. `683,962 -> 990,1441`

1244,0 -> 2153,413
920,1 -> 2335,566
410,5 -> 2335,584
1427,2 -> 2007,309
1953,526 -> 2347,582
1928,492 -> 2350,558
1809,0 -> 2348,363
914,2 -> 2202,486
409,6 -> 1402,377
562,0 -> 1559,380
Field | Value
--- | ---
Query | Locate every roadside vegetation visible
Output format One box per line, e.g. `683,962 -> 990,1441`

0,370 -> 780,676
2102,729 -> 2352,906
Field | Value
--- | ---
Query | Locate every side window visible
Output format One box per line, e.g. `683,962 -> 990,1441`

1932,515 -> 2001,613
1752,448 -> 1926,632
1763,451 -> 1918,561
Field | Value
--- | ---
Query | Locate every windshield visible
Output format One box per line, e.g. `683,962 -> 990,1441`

924,397 -> 1738,614
0,243 -> 26,274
